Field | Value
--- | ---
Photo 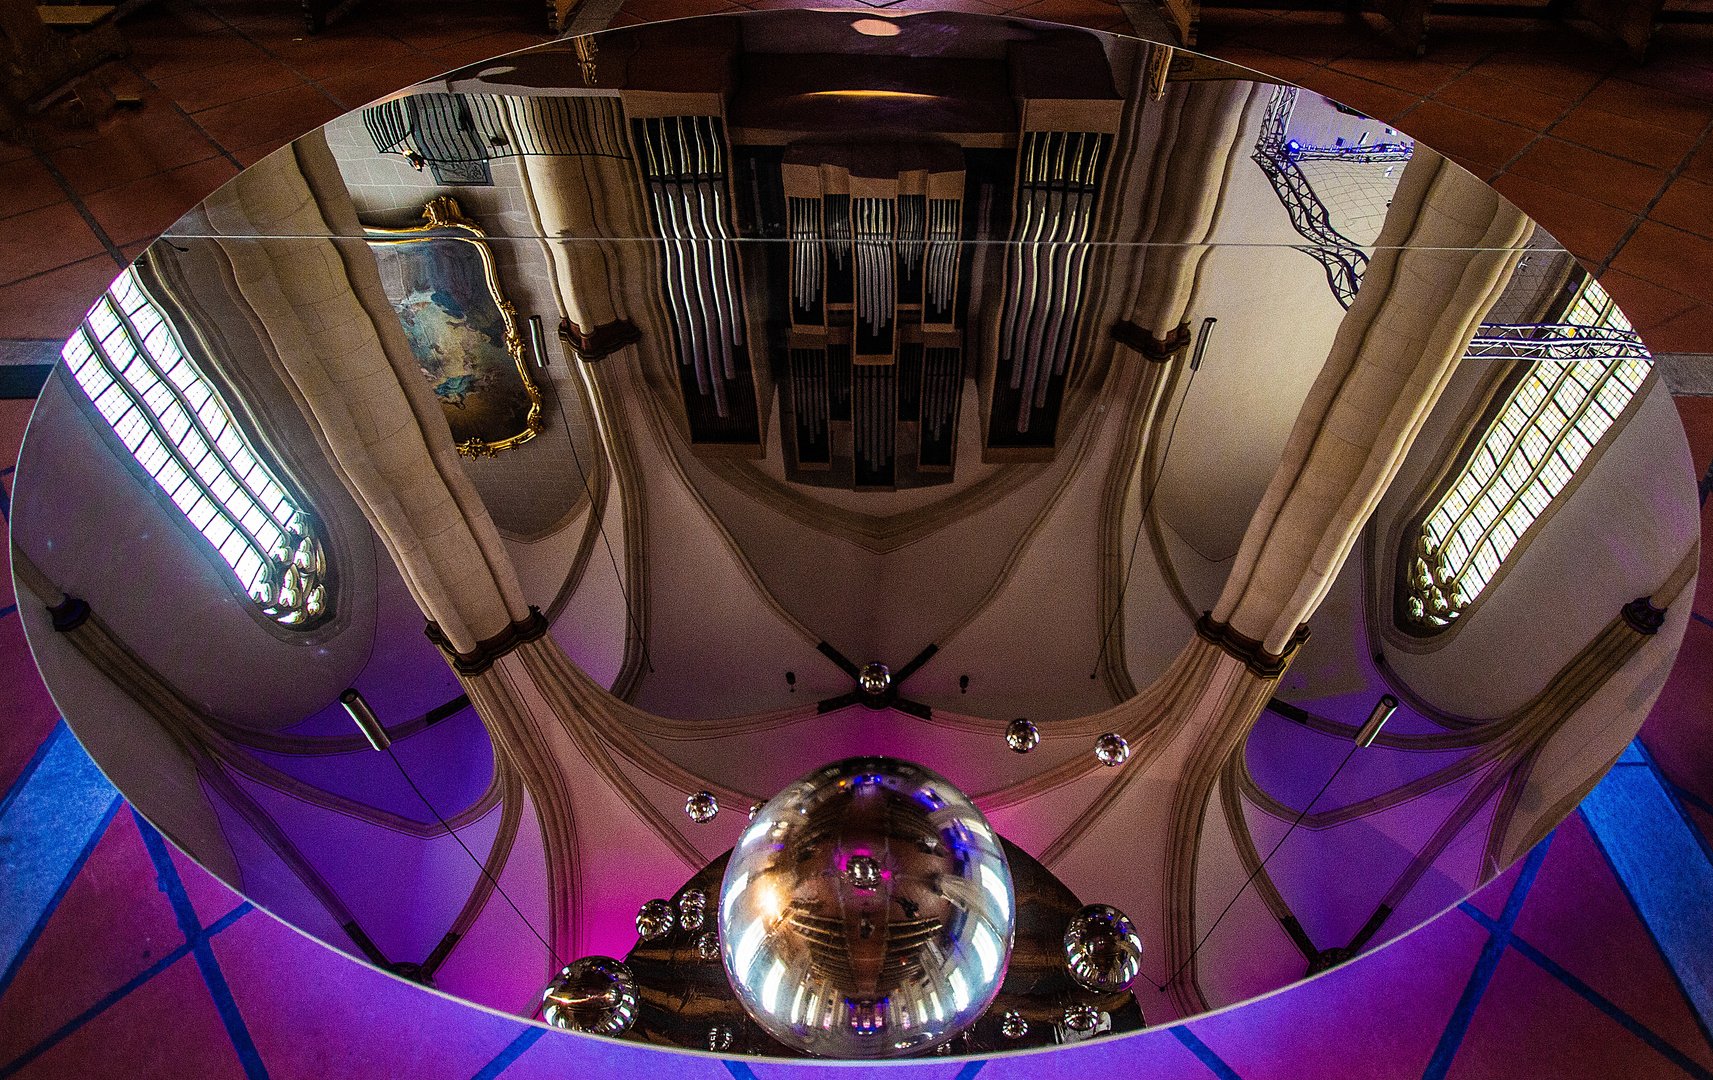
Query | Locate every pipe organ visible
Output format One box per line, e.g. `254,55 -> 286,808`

420,16 -> 1134,486
991,130 -> 1111,444
631,114 -> 759,441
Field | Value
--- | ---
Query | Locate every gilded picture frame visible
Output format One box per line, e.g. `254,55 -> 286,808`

365,196 -> 544,458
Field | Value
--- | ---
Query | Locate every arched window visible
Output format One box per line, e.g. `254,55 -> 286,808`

1399,276 -> 1651,634
60,267 -> 331,628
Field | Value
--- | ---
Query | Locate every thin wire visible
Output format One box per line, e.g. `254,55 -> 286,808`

1090,354 -> 1202,680
1144,740 -> 1364,994
385,746 -> 564,969
553,361 -> 653,674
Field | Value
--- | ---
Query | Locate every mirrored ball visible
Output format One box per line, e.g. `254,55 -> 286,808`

695,931 -> 720,961
719,756 -> 1014,1058
1005,718 -> 1040,754
637,898 -> 675,940
686,791 -> 720,823
1094,733 -> 1130,767
541,957 -> 639,1035
679,888 -> 708,931
1000,1010 -> 1029,1039
1063,1004 -> 1101,1033
1063,903 -> 1144,992
859,662 -> 891,695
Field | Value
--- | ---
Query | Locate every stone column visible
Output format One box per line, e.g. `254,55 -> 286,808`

504,96 -> 647,360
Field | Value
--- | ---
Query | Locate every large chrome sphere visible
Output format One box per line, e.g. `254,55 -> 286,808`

541,956 -> 639,1035
1063,904 -> 1144,992
719,756 -> 1014,1058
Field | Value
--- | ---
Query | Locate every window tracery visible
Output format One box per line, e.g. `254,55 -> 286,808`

1400,276 -> 1651,634
61,267 -> 331,628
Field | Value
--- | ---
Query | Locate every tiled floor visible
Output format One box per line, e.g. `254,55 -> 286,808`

4,2 -> 1713,1078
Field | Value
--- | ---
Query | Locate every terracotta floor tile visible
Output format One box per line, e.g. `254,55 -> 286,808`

0,204 -> 107,287
1394,99 -> 1536,169
1646,30 -> 1713,75
151,55 -> 306,115
1650,178 -> 1713,241
11,951 -> 251,1080
254,31 -> 422,83
1467,50 -> 1612,100
45,103 -> 225,196
0,157 -> 73,223
0,812 -> 187,1067
126,28 -> 268,81
0,254 -> 121,337
1194,8 -> 1277,47
192,82 -> 346,156
1392,18 -> 1512,65
82,158 -> 240,248
1683,141 -> 1713,186
1004,0 -> 1129,31
1327,55 -> 1464,97
1598,268 -> 1700,337
424,29 -> 557,70
1236,17 -> 1375,65
1547,104 -> 1699,171
879,0 -> 1009,14
1507,136 -> 1669,213
1445,154 -> 1498,182
1613,58 -> 1713,105
1580,75 -> 1713,139
1491,172 -> 1638,265
1431,70 -> 1571,131
1203,43 -> 1321,86
1611,222 -> 1713,305
319,53 -> 453,110
1509,814 -> 1713,1073
362,0 -> 546,51
1293,67 -> 1423,123
232,143 -> 282,168
621,0 -> 745,21
1635,299 -> 1713,353
1445,949 -> 1694,1080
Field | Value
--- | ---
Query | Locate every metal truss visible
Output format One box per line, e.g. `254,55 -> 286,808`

1252,86 -> 1414,310
1465,323 -> 1651,363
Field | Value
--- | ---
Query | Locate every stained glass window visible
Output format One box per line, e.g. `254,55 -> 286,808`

61,267 -> 330,628
1402,277 -> 1650,633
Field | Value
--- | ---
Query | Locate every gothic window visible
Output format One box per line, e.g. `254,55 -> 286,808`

60,267 -> 331,628
1399,276 -> 1651,634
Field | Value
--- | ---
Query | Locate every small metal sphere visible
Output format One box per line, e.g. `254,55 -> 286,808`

695,931 -> 720,961
847,853 -> 882,889
1005,718 -> 1040,754
748,801 -> 764,820
859,661 -> 891,695
637,898 -> 675,940
1063,1003 -> 1101,1033
1094,732 -> 1130,767
1000,1010 -> 1028,1039
720,756 -> 1014,1059
1063,904 -> 1144,992
679,888 -> 708,931
685,791 -> 719,823
541,956 -> 639,1035
707,1024 -> 735,1052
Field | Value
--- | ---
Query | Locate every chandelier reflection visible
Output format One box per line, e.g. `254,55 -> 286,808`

718,756 -> 1014,1058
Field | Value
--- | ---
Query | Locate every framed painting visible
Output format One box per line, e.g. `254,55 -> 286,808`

365,197 -> 544,457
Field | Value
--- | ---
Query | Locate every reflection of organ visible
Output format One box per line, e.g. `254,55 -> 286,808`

633,115 -> 748,420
